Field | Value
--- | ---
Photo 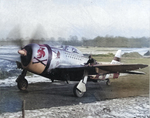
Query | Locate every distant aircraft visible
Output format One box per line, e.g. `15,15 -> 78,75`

0,43 -> 148,97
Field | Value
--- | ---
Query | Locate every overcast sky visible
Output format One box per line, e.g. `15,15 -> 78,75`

0,0 -> 149,40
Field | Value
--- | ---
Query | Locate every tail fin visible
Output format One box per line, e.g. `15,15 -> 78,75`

111,50 -> 121,64
105,50 -> 122,79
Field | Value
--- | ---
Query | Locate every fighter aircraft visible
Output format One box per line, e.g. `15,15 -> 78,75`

0,43 -> 148,97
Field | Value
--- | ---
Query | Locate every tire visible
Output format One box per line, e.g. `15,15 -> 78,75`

73,83 -> 84,97
17,78 -> 28,91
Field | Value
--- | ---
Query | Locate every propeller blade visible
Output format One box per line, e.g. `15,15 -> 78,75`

7,25 -> 25,49
29,24 -> 47,44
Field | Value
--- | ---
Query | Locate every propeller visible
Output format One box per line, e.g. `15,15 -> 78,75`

0,24 -> 50,70
0,24 -> 47,63
7,24 -> 48,49
17,24 -> 49,68
0,25 -> 22,62
7,25 -> 24,49
29,24 -> 48,44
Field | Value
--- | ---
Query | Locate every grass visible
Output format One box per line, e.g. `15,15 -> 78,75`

93,54 -> 150,65
93,53 -> 114,57
93,54 -> 149,90
94,55 -> 150,96
121,57 -> 150,65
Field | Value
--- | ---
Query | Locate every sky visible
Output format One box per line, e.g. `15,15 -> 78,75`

0,0 -> 149,40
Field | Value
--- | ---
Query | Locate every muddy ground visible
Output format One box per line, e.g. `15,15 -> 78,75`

0,57 -> 149,114
0,70 -> 149,114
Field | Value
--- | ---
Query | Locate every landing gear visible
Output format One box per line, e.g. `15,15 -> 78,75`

17,77 -> 28,90
106,79 -> 111,86
16,70 -> 28,91
73,83 -> 84,97
73,70 -> 88,97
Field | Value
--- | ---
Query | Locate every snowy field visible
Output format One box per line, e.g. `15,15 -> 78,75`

0,75 -> 51,87
0,96 -> 149,118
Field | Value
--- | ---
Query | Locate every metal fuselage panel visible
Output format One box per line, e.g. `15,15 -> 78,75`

41,45 -> 88,80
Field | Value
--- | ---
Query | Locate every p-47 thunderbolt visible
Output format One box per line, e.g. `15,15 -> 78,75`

0,43 -> 148,97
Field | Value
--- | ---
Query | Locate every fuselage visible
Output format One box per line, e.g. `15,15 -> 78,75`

50,45 -> 88,70
19,43 -> 88,80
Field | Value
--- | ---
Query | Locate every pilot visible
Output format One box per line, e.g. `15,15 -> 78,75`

85,55 -> 96,66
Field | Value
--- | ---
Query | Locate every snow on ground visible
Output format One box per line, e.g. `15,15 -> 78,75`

0,75 -> 51,87
0,96 -> 149,118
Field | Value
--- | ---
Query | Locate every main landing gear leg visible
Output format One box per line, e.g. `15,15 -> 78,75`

73,70 -> 88,97
16,69 -> 28,91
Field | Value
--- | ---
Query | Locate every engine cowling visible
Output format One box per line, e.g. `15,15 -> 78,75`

18,43 -> 52,75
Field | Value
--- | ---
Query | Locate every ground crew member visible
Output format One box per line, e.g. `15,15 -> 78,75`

85,55 -> 95,65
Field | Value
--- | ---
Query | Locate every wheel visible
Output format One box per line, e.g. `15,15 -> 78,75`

17,78 -> 28,91
73,83 -> 84,97
106,79 -> 111,86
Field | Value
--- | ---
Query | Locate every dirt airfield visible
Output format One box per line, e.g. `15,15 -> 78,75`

0,55 -> 149,117
0,57 -> 149,114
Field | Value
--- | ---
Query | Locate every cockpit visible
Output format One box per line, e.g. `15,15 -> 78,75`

60,45 -> 83,55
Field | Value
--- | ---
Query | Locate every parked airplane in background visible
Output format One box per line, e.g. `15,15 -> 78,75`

0,43 -> 148,97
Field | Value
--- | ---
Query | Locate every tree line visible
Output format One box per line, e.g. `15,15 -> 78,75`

0,35 -> 149,48
61,36 -> 150,48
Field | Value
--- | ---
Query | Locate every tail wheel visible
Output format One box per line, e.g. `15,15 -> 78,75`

73,83 -> 84,97
106,79 -> 111,86
17,78 -> 28,91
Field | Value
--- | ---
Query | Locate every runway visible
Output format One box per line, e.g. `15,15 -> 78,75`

0,74 -> 149,114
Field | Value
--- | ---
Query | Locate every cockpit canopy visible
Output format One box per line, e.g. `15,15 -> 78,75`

60,45 -> 83,55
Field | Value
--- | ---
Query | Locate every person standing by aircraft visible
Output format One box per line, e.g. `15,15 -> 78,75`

85,55 -> 100,80
85,55 -> 97,65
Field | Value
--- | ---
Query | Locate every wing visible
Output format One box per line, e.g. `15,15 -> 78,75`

56,64 -> 148,75
93,64 -> 148,74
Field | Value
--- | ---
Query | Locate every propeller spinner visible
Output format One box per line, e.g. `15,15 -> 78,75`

18,49 -> 27,56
